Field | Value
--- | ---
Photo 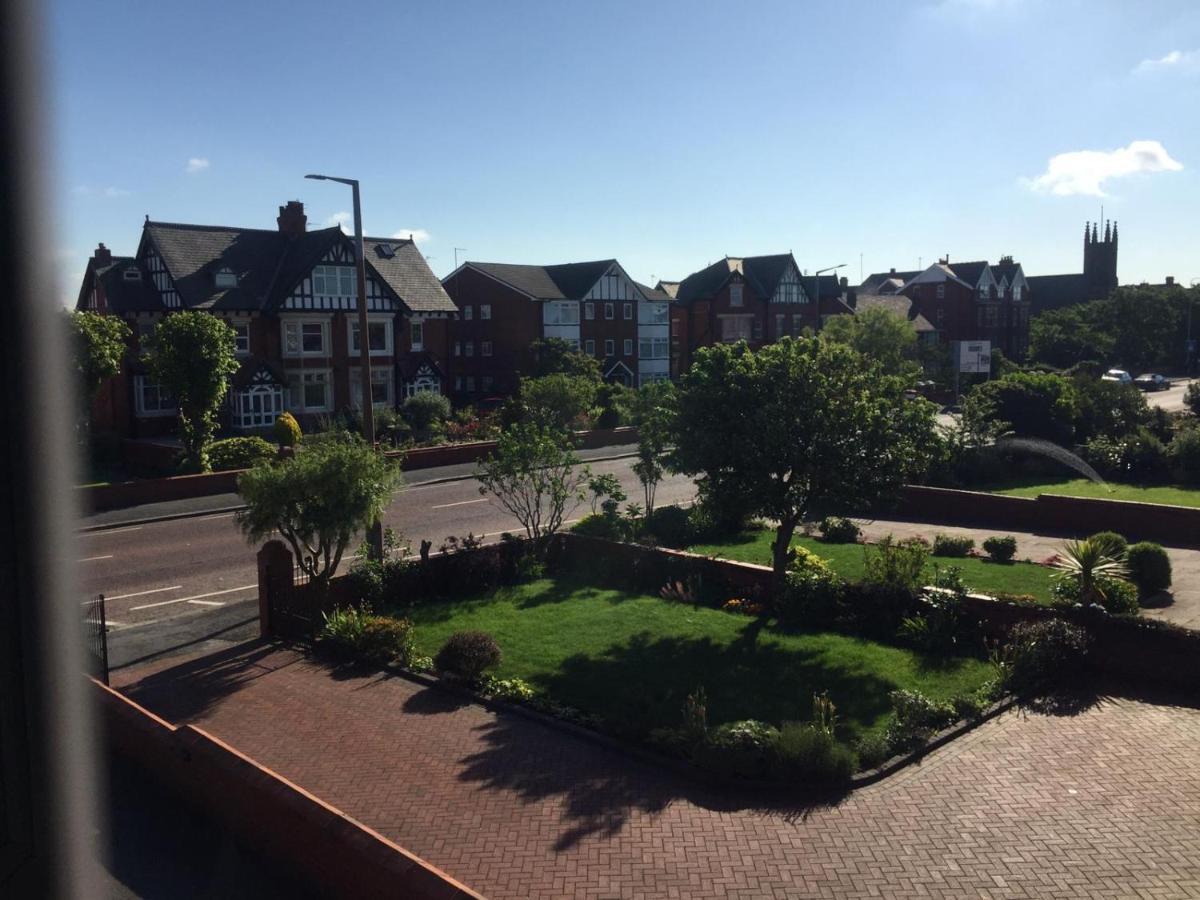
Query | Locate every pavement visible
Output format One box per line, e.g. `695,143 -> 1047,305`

1146,378 -> 1195,414
115,643 -> 1200,900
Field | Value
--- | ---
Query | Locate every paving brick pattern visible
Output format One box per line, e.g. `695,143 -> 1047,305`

119,645 -> 1200,899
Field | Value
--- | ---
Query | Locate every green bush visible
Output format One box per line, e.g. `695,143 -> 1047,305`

643,505 -> 694,548
1088,531 -> 1128,559
1081,427 -> 1168,482
1168,425 -> 1200,484
1050,575 -> 1138,614
358,616 -> 416,666
982,535 -> 1017,562
401,392 -> 451,437
778,567 -> 846,626
999,619 -> 1090,695
853,732 -> 894,770
931,534 -> 975,558
767,724 -> 855,784
1125,542 -> 1172,597
208,436 -> 275,471
570,513 -> 629,541
272,411 -> 302,447
863,536 -> 930,594
434,631 -> 502,681
818,516 -> 861,543
318,605 -> 371,655
479,675 -> 537,703
1185,381 -> 1200,417
694,720 -> 778,779
951,692 -> 990,721
884,689 -> 956,751
898,590 -> 976,654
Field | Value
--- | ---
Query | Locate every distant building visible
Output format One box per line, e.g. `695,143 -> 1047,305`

75,201 -> 455,437
1026,221 -> 1118,314
440,259 -> 671,400
661,254 -> 852,377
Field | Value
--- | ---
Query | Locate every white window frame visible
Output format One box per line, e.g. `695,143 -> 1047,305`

481,340 -> 493,357
730,283 -> 744,307
604,302 -> 614,320
285,369 -> 332,413
133,375 -> 176,417
1013,284 -> 1023,301
623,302 -> 632,320
348,316 -> 394,356
775,313 -> 785,338
230,321 -> 250,356
311,265 -> 357,300
351,367 -> 395,410
639,337 -> 670,359
465,341 -> 474,357
585,302 -> 595,320
623,338 -> 633,356
719,315 -> 752,344
480,304 -> 492,320
605,338 -> 615,356
409,320 -> 423,352
585,338 -> 595,356
463,305 -> 474,320
232,382 -> 283,430
282,318 -> 329,357
649,302 -> 669,324
215,267 -> 238,289
543,301 -> 580,326
936,283 -> 946,299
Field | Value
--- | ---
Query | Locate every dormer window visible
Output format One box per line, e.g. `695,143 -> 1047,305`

375,243 -> 396,259
123,267 -> 142,281
215,267 -> 238,289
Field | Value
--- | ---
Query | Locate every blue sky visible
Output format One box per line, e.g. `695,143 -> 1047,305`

49,0 -> 1200,302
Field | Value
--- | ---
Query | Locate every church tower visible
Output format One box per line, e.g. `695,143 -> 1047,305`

1082,220 -> 1118,300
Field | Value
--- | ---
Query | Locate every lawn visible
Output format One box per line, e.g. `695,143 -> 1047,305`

982,476 -> 1200,509
406,578 -> 994,742
688,529 -> 1057,603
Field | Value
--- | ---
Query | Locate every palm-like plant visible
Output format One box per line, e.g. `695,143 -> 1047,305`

1050,538 -> 1130,606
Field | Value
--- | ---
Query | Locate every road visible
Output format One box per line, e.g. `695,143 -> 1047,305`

1146,378 -> 1194,413
82,453 -> 699,670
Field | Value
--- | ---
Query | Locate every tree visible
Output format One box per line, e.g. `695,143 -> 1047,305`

628,381 -> 675,518
820,307 -> 919,379
69,310 -> 130,419
237,435 -> 401,583
476,423 -> 590,556
670,337 -> 938,585
965,370 -> 1079,444
142,312 -> 240,472
528,337 -> 602,381
518,373 -> 598,430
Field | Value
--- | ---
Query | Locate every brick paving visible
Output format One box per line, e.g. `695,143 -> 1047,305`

117,643 -> 1200,899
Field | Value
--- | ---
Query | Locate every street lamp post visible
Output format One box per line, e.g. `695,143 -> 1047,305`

305,173 -> 383,559
812,264 -> 846,312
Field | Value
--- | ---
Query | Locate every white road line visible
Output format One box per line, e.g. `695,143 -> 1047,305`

194,512 -> 237,521
431,498 -> 488,509
84,525 -> 142,535
78,555 -> 113,562
187,599 -> 226,607
103,585 -> 182,602
130,583 -> 256,611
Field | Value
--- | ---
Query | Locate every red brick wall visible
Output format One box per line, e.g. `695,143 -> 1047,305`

581,300 -> 637,373
443,267 -> 539,400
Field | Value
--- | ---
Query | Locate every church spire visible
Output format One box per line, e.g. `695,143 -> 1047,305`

1084,221 -> 1091,245
1104,220 -> 1111,242
1112,221 -> 1118,245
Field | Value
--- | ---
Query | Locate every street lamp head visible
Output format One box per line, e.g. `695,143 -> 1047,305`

304,173 -> 357,187
304,174 -> 327,181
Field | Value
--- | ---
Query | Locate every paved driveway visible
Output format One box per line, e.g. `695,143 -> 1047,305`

118,644 -> 1200,900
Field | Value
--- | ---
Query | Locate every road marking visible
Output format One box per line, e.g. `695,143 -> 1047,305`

84,525 -> 142,536
195,512 -> 237,521
130,583 -> 256,611
103,585 -> 182,602
187,599 -> 226,607
430,498 -> 488,509
78,555 -> 113,562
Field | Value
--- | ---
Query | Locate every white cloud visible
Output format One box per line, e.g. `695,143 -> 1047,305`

1134,49 -> 1200,75
391,228 -> 430,244
74,185 -> 129,198
327,211 -> 353,232
185,157 -> 210,174
1025,140 -> 1183,197
103,186 -> 130,198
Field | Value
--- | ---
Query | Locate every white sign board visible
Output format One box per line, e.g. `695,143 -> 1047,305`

956,340 -> 991,374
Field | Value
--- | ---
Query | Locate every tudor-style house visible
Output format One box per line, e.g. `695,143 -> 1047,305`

440,259 -> 672,399
660,254 -> 853,377
75,200 -> 455,437
860,256 -> 1031,360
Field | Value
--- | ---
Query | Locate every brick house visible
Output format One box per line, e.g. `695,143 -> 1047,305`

660,254 -> 852,377
440,259 -> 671,400
75,200 -> 456,437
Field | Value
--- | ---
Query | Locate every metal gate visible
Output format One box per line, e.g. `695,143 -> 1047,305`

83,593 -> 109,685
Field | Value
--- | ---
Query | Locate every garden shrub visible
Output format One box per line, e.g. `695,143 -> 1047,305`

479,675 -> 537,703
208,436 -> 275,471
358,616 -> 416,666
766,724 -> 855,784
1186,381 -> 1200,417
571,512 -> 630,542
1050,575 -> 1138,615
401,392 -> 451,439
982,535 -> 1017,562
950,692 -> 990,721
273,411 -> 302,447
931,534 -> 975,558
884,689 -> 956,751
863,536 -> 930,594
999,619 -> 1090,695
818,516 -> 861,543
854,732 -> 894,770
1125,542 -> 1172,597
643,504 -> 694,548
898,590 -> 977,655
1088,531 -> 1128,560
1168,425 -> 1200,484
434,631 -> 502,681
1081,428 -> 1168,482
778,567 -> 846,627
694,720 -> 778,779
318,605 -> 371,656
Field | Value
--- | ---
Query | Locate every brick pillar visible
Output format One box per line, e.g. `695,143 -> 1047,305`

257,540 -> 294,638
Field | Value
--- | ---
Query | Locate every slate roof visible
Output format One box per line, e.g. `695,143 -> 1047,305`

853,293 -> 936,332
655,281 -> 680,299
462,259 -> 625,301
93,258 -> 163,313
636,281 -> 674,302
990,259 -> 1022,284
230,356 -> 288,389
945,260 -> 988,287
860,270 -> 920,293
672,254 -> 799,304
1026,274 -> 1089,314
141,220 -> 454,315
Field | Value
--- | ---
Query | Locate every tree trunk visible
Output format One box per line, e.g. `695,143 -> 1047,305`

771,516 -> 799,594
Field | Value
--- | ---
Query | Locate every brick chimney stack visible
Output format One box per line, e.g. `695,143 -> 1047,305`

277,201 -> 307,238
93,243 -> 112,267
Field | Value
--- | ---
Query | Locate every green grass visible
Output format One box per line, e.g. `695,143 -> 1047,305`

689,529 -> 1056,603
982,476 -> 1200,509
405,577 -> 993,741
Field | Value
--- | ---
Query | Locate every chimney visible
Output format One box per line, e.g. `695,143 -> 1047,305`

93,242 -> 112,267
277,200 -> 307,237
1166,276 -> 1175,286
889,267 -> 896,274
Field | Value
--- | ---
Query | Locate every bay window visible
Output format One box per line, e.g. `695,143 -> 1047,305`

286,370 -> 330,412
134,375 -> 175,417
349,318 -> 393,355
351,367 -> 394,409
638,338 -> 669,359
543,301 -> 580,325
283,319 -> 328,356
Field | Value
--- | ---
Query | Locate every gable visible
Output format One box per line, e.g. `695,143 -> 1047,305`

142,243 -> 182,308
770,262 -> 810,304
582,263 -> 645,302
283,243 -> 397,312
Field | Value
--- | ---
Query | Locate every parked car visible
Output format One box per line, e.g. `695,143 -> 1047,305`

1101,368 -> 1133,384
1135,373 -> 1169,391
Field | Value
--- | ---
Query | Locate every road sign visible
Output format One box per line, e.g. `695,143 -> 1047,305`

956,340 -> 991,374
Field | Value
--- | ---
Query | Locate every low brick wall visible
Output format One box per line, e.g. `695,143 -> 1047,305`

894,485 -> 1200,549
390,426 -> 639,470
81,469 -> 242,513
94,677 -> 484,899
